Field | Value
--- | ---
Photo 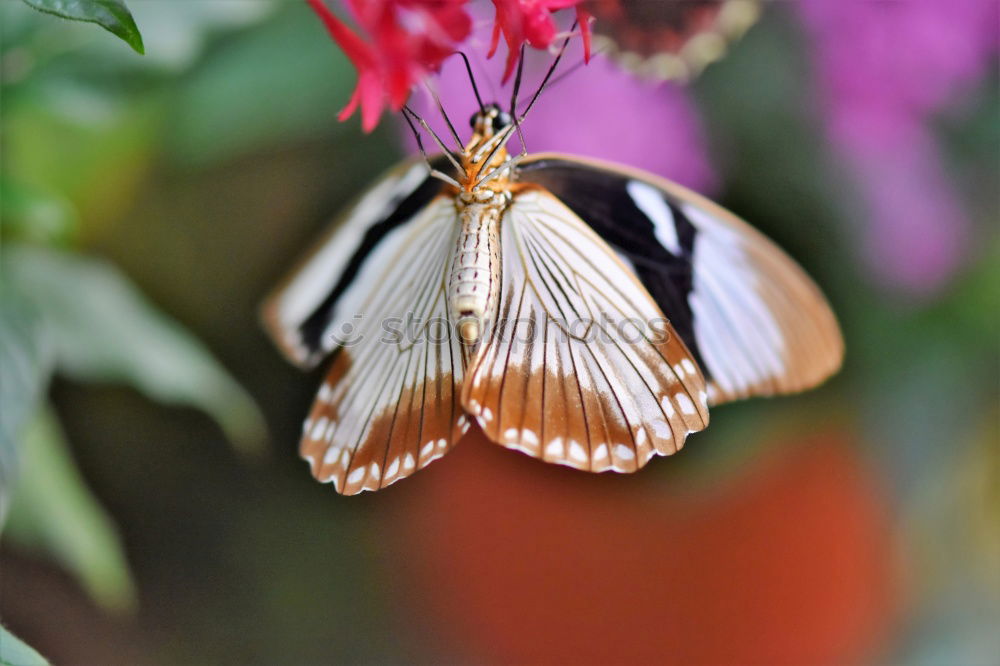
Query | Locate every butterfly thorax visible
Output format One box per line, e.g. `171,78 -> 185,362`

457,104 -> 516,192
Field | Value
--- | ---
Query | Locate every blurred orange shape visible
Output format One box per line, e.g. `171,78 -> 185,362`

386,429 -> 899,664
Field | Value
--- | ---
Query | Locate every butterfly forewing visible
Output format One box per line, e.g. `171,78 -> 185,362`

463,189 -> 710,472
518,153 -> 844,405
262,156 -> 451,368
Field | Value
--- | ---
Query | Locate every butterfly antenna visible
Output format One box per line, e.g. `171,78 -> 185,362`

455,50 -> 486,112
535,44 -> 607,94
509,45 -> 528,156
424,81 -> 464,150
521,20 -> 577,120
401,105 -> 462,188
475,48 -> 500,104
401,104 -> 464,171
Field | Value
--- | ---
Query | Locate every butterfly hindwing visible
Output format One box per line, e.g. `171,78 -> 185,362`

462,188 -> 709,472
518,153 -> 844,406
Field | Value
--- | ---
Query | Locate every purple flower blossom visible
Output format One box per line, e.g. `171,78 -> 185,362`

798,0 -> 998,295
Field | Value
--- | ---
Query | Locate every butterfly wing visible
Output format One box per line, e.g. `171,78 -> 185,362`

518,153 -> 843,405
262,156 -> 451,368
586,0 -> 761,81
462,188 -> 709,473
262,157 -> 467,494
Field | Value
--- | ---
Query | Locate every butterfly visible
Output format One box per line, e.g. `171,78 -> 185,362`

262,53 -> 842,495
584,0 -> 762,82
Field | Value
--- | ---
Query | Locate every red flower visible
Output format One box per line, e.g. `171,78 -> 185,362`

308,0 -> 590,130
489,0 -> 592,82
307,0 -> 472,131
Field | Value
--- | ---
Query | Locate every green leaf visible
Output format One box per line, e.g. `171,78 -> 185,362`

4,245 -> 266,453
0,288 -> 54,525
4,407 -> 136,611
0,625 -> 49,666
20,0 -> 144,54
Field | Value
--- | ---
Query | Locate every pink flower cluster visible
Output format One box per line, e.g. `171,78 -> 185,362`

308,0 -> 591,131
798,0 -> 998,295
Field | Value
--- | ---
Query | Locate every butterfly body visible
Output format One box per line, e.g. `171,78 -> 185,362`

262,105 -> 843,494
450,192 -> 506,346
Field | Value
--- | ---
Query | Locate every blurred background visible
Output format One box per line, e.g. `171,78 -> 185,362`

1,1 -> 997,663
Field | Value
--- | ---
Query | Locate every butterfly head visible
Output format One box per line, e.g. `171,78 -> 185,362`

468,103 -> 513,139
460,104 -> 517,190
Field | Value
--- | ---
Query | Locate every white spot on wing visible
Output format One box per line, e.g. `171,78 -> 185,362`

615,444 -> 636,461
650,419 -> 671,439
569,440 -> 587,463
660,395 -> 675,418
676,393 -> 696,415
627,180 -> 681,255
310,417 -> 328,441
386,457 -> 400,478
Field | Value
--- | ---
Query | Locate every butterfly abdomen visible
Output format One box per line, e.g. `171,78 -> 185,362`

450,191 -> 507,345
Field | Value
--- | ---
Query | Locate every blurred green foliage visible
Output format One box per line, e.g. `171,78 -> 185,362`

5,408 -> 135,611
1,0 -> 278,625
5,246 -> 264,450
